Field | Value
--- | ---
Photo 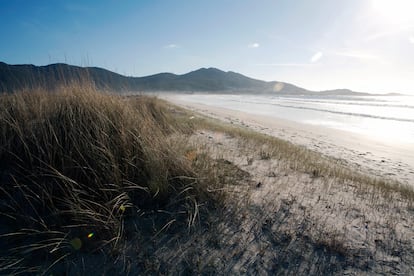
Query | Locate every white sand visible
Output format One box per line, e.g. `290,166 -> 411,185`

164,95 -> 414,186
147,94 -> 414,274
184,127 -> 414,274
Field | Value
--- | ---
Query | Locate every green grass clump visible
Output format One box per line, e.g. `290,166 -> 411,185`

0,87 -> 209,274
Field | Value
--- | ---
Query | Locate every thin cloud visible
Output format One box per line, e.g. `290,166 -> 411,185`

409,36 -> 414,44
248,43 -> 260,48
365,30 -> 396,41
365,25 -> 414,42
164,44 -> 179,49
256,63 -> 315,67
310,52 -> 323,63
334,51 -> 379,60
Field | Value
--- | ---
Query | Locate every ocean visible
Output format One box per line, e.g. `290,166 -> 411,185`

176,94 -> 414,145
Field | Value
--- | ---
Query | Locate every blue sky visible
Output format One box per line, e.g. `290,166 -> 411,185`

1,0 -> 414,94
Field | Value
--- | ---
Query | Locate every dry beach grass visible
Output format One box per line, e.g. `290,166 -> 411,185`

0,87 -> 413,274
0,87 -> 222,274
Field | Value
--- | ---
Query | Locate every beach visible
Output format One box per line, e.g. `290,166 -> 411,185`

162,94 -> 414,274
3,91 -> 414,274
165,94 -> 414,186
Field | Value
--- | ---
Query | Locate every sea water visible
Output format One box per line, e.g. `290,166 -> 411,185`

176,94 -> 414,145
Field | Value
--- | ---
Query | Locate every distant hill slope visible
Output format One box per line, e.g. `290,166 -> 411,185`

0,62 -> 369,95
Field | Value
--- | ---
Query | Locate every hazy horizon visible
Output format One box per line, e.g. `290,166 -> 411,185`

1,0 -> 414,94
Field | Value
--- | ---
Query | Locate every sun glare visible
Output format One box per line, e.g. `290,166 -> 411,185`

371,0 -> 414,24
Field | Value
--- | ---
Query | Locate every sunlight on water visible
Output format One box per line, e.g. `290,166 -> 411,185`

303,116 -> 413,144
179,94 -> 414,145
362,119 -> 412,144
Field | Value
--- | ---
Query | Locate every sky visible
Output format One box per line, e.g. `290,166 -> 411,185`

1,0 -> 414,94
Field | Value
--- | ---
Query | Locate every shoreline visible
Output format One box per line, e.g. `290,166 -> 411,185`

164,95 -> 414,186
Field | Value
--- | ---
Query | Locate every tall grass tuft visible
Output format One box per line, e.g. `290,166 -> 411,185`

0,86 -> 207,273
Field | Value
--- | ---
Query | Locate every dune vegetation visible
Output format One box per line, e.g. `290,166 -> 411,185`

0,86 -> 413,274
0,86 -> 224,274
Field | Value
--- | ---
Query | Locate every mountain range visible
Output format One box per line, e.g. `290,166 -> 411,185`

0,62 -> 372,95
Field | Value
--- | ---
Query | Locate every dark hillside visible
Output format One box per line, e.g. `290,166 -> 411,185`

0,62 -> 372,95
